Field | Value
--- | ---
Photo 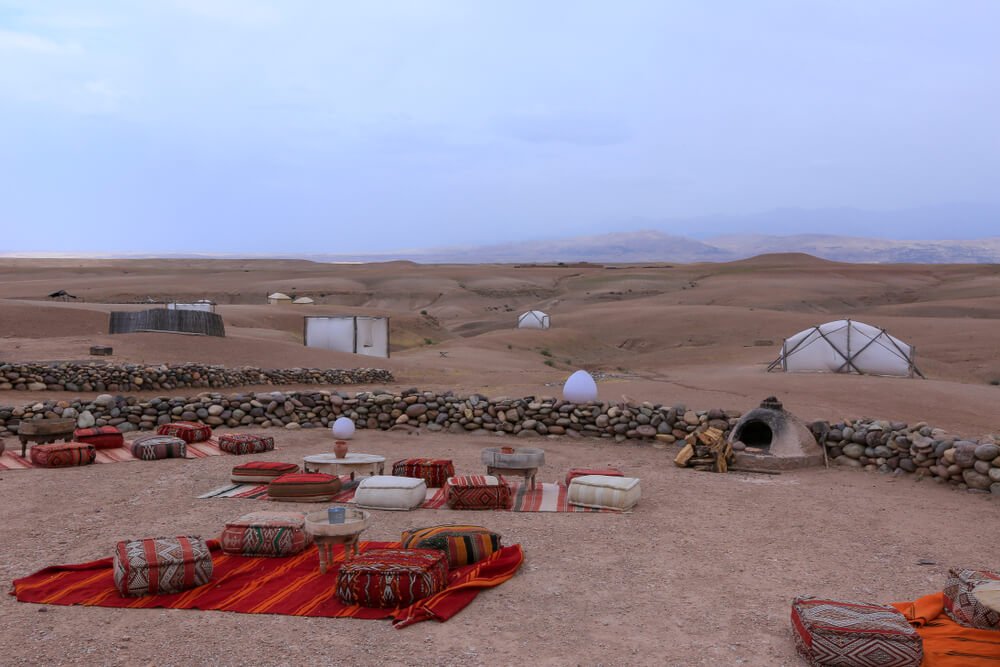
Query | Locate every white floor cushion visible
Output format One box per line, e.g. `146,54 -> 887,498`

567,475 -> 641,511
354,475 -> 427,511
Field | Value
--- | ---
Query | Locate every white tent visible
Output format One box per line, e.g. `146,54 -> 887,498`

292,296 -> 315,305
769,319 -> 922,378
517,310 -> 550,329
268,292 -> 292,304
304,316 -> 390,358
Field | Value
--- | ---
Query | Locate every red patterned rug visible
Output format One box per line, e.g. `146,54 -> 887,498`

0,440 -> 224,470
11,540 -> 523,628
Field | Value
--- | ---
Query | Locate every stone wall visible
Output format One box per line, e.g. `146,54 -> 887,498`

0,363 -> 393,393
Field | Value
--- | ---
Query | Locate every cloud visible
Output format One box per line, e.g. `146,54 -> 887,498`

492,111 -> 631,146
0,28 -> 78,54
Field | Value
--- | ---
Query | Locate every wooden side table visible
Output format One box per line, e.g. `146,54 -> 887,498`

17,418 -> 76,457
486,465 -> 538,490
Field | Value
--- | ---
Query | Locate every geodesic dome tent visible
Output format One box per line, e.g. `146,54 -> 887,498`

517,310 -> 550,329
768,319 -> 922,378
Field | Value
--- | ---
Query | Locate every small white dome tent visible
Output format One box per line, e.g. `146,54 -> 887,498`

267,292 -> 292,304
517,310 -> 550,329
768,319 -> 923,378
292,296 -> 315,305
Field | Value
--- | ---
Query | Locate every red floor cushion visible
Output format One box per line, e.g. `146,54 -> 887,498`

336,548 -> 448,608
30,441 -> 96,468
266,472 -> 342,502
217,433 -> 275,455
444,475 -> 512,510
231,461 -> 299,484
113,536 -> 213,597
156,421 -> 212,444
391,458 -> 455,488
565,467 -> 624,486
73,426 -> 124,450
220,511 -> 312,557
401,525 -> 502,567
130,434 -> 187,460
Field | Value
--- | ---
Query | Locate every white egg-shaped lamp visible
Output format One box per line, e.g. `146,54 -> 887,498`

563,370 -> 598,403
331,416 -> 356,439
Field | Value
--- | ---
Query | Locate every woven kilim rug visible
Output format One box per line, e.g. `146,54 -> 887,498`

0,440 -> 225,470
11,540 -> 524,629
198,480 -> 620,512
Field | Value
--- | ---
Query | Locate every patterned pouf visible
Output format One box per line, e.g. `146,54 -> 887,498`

231,461 -> 299,484
156,421 -> 212,444
401,525 -> 502,567
266,472 -> 342,502
130,434 -> 187,461
565,467 -> 624,486
113,535 -> 213,597
335,548 -> 448,608
217,433 -> 276,455
567,475 -> 641,511
73,426 -> 124,450
943,568 -> 1000,629
444,475 -> 512,510
29,441 -> 96,468
391,458 -> 456,488
791,596 -> 923,667
220,511 -> 312,557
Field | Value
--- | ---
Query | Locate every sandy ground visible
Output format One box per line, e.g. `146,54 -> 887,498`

1,256 -> 999,666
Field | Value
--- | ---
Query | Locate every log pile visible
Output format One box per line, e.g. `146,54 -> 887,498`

673,426 -> 733,472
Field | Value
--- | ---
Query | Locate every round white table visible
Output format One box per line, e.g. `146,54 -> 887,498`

303,453 -> 385,479
304,509 -> 371,572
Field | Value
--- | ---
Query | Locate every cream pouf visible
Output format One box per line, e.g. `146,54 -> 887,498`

567,474 -> 641,511
354,475 -> 427,511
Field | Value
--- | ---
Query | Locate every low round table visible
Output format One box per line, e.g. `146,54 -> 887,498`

17,417 -> 76,457
481,446 -> 545,490
304,509 -> 371,573
302,453 -> 385,479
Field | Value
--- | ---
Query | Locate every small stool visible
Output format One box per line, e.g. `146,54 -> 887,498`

444,475 -> 513,510
567,475 -> 641,511
391,458 -> 455,488
267,472 -> 342,503
231,461 -> 299,484
354,475 -> 427,510
336,548 -> 448,608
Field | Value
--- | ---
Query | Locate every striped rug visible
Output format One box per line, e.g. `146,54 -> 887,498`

0,439 -> 224,470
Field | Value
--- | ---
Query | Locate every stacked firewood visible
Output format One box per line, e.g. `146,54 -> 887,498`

673,426 -> 734,473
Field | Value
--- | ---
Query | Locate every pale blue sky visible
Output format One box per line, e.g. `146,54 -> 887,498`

1,1 -> 998,254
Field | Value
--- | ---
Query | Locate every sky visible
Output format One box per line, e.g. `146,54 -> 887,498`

1,1 -> 998,254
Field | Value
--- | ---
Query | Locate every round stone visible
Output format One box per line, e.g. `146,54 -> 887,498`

974,443 -> 999,461
843,443 -> 865,459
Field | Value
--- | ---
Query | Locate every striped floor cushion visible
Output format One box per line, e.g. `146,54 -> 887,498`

943,568 -> 1000,629
335,548 -> 448,608
791,597 -> 923,667
156,421 -> 212,444
567,475 -> 641,511
444,475 -> 512,510
29,441 -> 96,468
231,461 -> 299,484
266,472 -> 342,503
220,511 -> 312,557
73,426 -> 124,450
565,467 -> 624,486
217,433 -> 275,455
113,536 -> 213,598
391,458 -> 455,488
401,525 -> 502,567
130,434 -> 187,461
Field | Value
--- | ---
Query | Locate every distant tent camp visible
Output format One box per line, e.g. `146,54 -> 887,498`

768,319 -> 923,378
292,296 -> 315,305
267,292 -> 292,304
517,310 -> 550,330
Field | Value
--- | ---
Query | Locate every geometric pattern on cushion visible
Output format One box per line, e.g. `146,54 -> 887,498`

113,535 -> 214,598
230,461 -> 299,484
217,433 -> 275,455
335,548 -> 448,608
73,426 -> 125,450
220,511 -> 312,557
565,467 -> 624,486
566,475 -> 640,511
791,596 -> 923,667
155,421 -> 213,444
354,475 -> 427,511
943,568 -> 1000,630
444,475 -> 512,510
400,525 -> 502,567
391,458 -> 455,488
266,472 -> 342,503
29,441 -> 97,468
129,434 -> 187,461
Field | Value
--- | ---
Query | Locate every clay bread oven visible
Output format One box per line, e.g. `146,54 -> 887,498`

728,397 -> 824,471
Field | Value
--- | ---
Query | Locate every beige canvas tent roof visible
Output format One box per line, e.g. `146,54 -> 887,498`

517,310 -> 550,329
769,319 -> 922,378
267,292 -> 292,304
292,296 -> 315,305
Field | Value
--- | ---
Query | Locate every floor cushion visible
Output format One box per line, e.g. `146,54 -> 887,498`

791,596 -> 923,667
73,426 -> 124,450
400,525 -> 502,567
156,421 -> 212,444
335,548 -> 448,608
113,536 -> 213,598
130,434 -> 187,461
567,475 -> 641,511
391,458 -> 455,488
231,461 -> 299,484
29,441 -> 96,468
565,467 -> 624,486
943,568 -> 1000,629
354,475 -> 427,510
266,472 -> 342,502
217,433 -> 275,455
444,475 -> 512,510
220,511 -> 312,557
